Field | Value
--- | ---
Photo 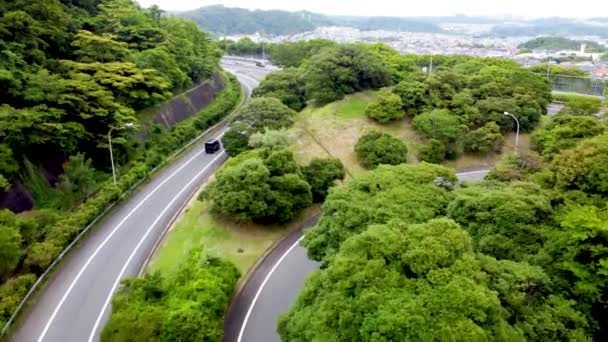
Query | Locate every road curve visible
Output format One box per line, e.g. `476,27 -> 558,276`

11,59 -> 271,342
225,169 -> 489,342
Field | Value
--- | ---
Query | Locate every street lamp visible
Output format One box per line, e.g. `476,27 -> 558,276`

503,111 -> 519,149
108,122 -> 134,186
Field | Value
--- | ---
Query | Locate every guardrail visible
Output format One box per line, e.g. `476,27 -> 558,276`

0,72 -> 248,339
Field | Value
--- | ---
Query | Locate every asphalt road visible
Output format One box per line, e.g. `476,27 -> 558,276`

11,59 -> 271,342
226,169 -> 489,342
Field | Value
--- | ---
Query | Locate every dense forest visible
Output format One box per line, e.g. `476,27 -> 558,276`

0,0 -> 243,329
519,36 -> 606,52
280,113 -> 608,340
177,5 -> 443,35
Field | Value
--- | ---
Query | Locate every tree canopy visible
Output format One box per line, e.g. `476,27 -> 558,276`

204,148 -> 311,223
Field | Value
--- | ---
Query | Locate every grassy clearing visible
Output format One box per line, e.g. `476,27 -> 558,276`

291,91 -> 423,176
291,90 -> 533,174
149,198 -> 319,276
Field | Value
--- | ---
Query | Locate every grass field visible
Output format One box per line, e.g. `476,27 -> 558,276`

149,198 -> 319,276
290,90 -> 531,174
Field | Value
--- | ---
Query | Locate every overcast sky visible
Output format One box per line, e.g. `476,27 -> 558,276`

136,0 -> 606,19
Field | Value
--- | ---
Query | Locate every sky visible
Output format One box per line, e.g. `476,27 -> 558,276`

136,0 -> 607,19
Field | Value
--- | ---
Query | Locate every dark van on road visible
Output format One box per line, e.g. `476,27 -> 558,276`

205,139 -> 221,154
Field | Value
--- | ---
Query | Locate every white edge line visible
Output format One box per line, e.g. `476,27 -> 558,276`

87,151 -> 226,342
37,143 -> 213,342
237,235 -> 305,342
456,170 -> 489,176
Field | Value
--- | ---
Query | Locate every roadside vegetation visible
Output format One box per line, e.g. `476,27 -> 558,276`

0,0 -> 242,331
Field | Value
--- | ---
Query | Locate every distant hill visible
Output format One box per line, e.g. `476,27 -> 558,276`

177,5 -> 331,35
491,21 -> 608,37
177,5 -> 443,35
519,36 -> 606,52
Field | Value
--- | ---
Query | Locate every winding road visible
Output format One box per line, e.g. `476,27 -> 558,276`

11,58 -> 271,342
225,169 -> 489,342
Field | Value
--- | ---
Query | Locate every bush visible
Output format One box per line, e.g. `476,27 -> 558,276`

365,90 -> 404,123
0,274 -> 36,327
553,93 -> 602,115
248,129 -> 291,149
222,123 -> 251,157
463,122 -> 504,155
486,151 -> 543,182
417,139 -> 447,164
302,158 -> 346,203
355,131 -> 408,169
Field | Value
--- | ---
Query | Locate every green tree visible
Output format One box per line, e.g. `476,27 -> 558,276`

55,154 -> 103,210
365,90 -> 404,123
71,30 -> 130,63
302,158 -> 345,202
463,122 -> 504,155
269,39 -> 336,67
303,163 -> 456,262
413,109 -> 466,157
551,134 -> 608,195
532,115 -> 605,160
417,139 -> 447,164
205,148 -> 311,222
231,97 -> 295,132
283,218 -> 590,341
541,205 -> 608,335
222,122 -> 251,157
355,131 -> 408,169
0,219 -> 22,279
301,45 -> 391,104
392,80 -> 427,115
448,183 -> 554,261
252,68 -> 306,111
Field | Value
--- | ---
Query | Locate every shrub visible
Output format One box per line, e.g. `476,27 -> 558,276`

355,131 -> 408,169
463,122 -> 504,155
302,158 -> 346,202
417,139 -> 447,164
365,91 -> 404,123
553,93 -> 602,115
248,129 -> 291,149
413,109 -> 465,157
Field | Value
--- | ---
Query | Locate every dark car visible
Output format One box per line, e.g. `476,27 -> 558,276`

255,61 -> 265,68
205,139 -> 221,154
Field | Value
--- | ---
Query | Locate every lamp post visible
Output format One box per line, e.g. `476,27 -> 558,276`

503,111 -> 519,150
108,123 -> 134,186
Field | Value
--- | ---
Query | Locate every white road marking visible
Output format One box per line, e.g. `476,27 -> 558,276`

37,140 -> 220,342
87,152 -> 226,342
237,235 -> 305,342
455,170 -> 489,176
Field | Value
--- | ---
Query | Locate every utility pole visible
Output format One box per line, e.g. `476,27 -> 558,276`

429,53 -> 433,73
108,123 -> 134,186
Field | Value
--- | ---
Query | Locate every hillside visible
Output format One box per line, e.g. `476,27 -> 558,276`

177,5 -> 443,35
519,36 -> 606,52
